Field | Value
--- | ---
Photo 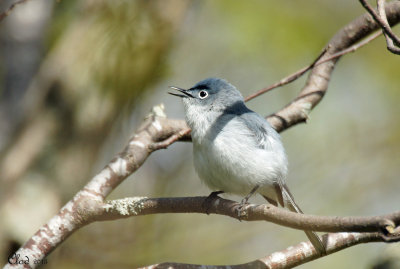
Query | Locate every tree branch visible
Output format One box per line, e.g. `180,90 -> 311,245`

244,30 -> 382,102
139,233 -> 385,269
377,0 -> 400,54
0,0 -> 30,22
359,0 -> 400,54
244,48 -> 329,102
98,196 -> 400,240
5,2 -> 400,268
267,1 -> 400,132
5,107 -> 190,268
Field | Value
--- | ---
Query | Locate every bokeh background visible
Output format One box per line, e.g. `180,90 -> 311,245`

1,0 -> 400,268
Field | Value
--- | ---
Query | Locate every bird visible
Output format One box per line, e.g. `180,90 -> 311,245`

169,77 -> 325,254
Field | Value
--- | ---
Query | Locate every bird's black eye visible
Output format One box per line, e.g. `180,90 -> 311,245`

199,90 -> 208,99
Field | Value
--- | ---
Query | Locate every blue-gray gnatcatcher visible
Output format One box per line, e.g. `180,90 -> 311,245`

169,77 -> 325,254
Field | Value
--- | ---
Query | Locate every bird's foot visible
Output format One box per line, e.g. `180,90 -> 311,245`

237,185 -> 260,219
202,191 -> 224,215
237,197 -> 250,220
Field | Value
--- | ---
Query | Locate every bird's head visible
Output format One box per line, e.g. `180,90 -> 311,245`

169,77 -> 244,113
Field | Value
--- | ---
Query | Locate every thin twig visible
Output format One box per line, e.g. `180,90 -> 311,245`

377,0 -> 400,54
244,48 -> 328,102
321,31 -> 382,62
245,30 -> 382,102
0,0 -> 30,22
149,127 -> 191,150
359,0 -> 400,51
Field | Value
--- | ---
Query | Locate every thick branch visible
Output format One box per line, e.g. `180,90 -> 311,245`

139,233 -> 383,269
4,107 -> 190,268
98,196 -> 400,239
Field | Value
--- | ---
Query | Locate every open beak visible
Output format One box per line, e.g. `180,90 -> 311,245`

168,86 -> 194,98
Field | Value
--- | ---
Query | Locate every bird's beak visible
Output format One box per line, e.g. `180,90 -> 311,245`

168,86 -> 194,98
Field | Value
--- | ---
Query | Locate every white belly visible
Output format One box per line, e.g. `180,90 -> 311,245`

193,125 -> 287,197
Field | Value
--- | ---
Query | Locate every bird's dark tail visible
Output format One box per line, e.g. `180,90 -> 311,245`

266,182 -> 326,255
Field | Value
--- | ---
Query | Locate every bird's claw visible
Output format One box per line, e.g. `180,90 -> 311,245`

236,198 -> 250,220
202,191 -> 224,214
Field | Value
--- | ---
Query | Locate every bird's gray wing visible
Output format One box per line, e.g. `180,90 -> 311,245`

237,110 -> 278,150
238,111 -> 326,254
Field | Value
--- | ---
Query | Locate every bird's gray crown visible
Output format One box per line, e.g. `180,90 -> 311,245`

175,78 -> 245,112
191,77 -> 243,99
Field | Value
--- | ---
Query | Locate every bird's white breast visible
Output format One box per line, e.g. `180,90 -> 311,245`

191,114 -> 287,197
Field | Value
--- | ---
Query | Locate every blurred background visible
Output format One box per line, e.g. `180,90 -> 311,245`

0,0 -> 400,268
